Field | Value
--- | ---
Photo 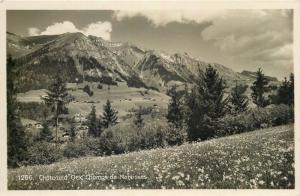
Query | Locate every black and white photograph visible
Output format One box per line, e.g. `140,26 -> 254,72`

3,5 -> 297,191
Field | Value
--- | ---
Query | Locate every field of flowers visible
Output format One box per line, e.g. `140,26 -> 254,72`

8,124 -> 294,189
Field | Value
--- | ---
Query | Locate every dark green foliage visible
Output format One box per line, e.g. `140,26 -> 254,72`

167,85 -> 184,128
165,124 -> 187,146
216,104 -> 294,137
186,65 -> 227,141
289,73 -> 294,104
83,85 -> 94,96
63,140 -> 89,158
100,100 -> 118,128
42,74 -> 69,144
251,68 -> 270,108
228,83 -> 249,114
133,106 -> 144,128
39,122 -> 53,142
69,125 -> 76,142
27,142 -> 62,165
99,76 -> 118,86
97,84 -> 103,89
16,55 -> 82,93
18,102 -> 50,121
138,123 -> 168,150
7,55 -> 29,168
276,73 -> 294,106
99,128 -> 125,155
87,105 -> 101,137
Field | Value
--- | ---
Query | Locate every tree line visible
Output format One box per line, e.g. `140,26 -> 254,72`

7,54 -> 294,167
166,65 -> 294,141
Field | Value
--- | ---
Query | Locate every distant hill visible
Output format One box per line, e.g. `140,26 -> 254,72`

240,70 -> 278,82
7,32 -> 277,93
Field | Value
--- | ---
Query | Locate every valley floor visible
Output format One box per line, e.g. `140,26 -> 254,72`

8,124 -> 294,189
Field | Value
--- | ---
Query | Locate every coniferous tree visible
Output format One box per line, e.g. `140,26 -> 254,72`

134,106 -> 144,128
39,122 -> 53,142
250,68 -> 270,108
101,99 -> 118,128
186,65 -> 227,141
276,73 -> 294,106
167,85 -> 184,128
87,105 -> 101,137
229,83 -> 249,114
277,77 -> 291,105
7,55 -> 28,167
42,73 -> 69,144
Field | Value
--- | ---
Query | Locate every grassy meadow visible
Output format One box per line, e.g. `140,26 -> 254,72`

8,124 -> 294,189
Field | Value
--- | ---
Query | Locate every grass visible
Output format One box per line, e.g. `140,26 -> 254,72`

8,124 -> 294,189
17,82 -> 170,117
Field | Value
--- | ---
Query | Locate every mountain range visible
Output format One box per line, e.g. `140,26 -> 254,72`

7,32 -> 277,93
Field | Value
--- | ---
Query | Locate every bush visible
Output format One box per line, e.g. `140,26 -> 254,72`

83,85 -> 94,97
99,128 -> 125,155
216,104 -> 294,137
63,140 -> 89,158
165,124 -> 187,146
96,119 -> 171,153
97,84 -> 103,89
138,121 -> 168,150
82,137 -> 103,156
269,104 -> 294,126
26,142 -> 62,165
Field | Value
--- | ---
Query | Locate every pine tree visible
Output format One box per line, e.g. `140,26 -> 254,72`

276,73 -> 294,106
7,55 -> 28,167
42,73 -> 69,144
134,106 -> 144,128
39,122 -> 53,142
101,99 -> 118,128
87,105 -> 101,137
250,68 -> 270,108
186,65 -> 227,141
167,85 -> 184,128
229,83 -> 249,114
277,77 -> 291,105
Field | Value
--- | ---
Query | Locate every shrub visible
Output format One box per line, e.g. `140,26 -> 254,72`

138,121 -> 168,150
97,84 -> 103,89
26,142 -> 62,165
63,140 -> 89,158
216,104 -> 294,137
269,104 -> 294,125
165,124 -> 187,146
99,128 -> 125,155
82,137 -> 103,156
83,85 -> 94,97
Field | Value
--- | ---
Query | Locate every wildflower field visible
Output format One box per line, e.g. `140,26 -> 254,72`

8,124 -> 294,189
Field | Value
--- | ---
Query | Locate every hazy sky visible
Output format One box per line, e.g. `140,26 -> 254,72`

7,10 -> 293,79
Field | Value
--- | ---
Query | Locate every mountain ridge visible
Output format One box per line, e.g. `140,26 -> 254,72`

7,32 -> 277,93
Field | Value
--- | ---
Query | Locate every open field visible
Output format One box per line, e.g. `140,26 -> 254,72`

17,82 -> 170,117
8,124 -> 294,189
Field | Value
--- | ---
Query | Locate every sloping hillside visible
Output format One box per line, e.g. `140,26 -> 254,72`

7,32 -> 261,93
8,124 -> 294,189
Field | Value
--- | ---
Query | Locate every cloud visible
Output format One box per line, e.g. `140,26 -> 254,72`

201,10 -> 293,75
29,21 -> 112,40
40,21 -> 78,35
28,27 -> 40,36
113,10 -> 227,26
82,21 -> 112,40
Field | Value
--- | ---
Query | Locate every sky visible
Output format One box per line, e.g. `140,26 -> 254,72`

7,10 -> 293,80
